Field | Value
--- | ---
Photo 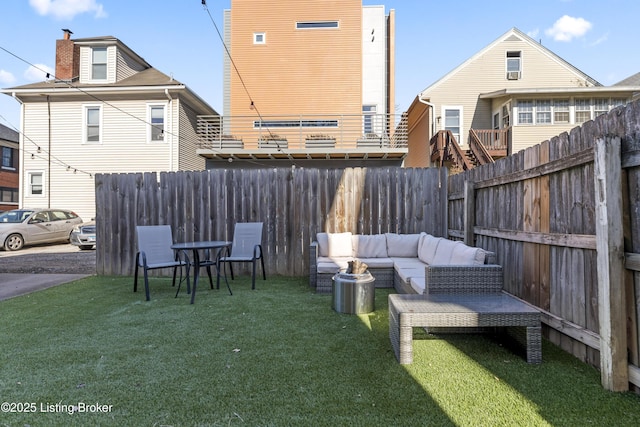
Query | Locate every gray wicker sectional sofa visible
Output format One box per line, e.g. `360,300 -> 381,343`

309,232 -> 499,294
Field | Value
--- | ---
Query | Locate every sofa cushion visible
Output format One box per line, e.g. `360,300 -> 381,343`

385,233 -> 421,257
317,256 -> 351,273
449,242 -> 486,265
327,232 -> 353,257
391,257 -> 426,270
352,234 -> 388,258
418,234 -> 442,265
357,257 -> 395,268
396,267 -> 426,284
316,232 -> 329,257
410,277 -> 426,294
431,238 -> 457,265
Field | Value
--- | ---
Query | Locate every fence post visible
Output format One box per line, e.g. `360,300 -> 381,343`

463,180 -> 475,246
594,136 -> 628,391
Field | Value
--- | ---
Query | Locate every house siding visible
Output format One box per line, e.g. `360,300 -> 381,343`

229,0 -> 363,119
116,48 -> 147,81
421,31 -> 594,148
178,100 -> 206,171
19,98 -> 196,220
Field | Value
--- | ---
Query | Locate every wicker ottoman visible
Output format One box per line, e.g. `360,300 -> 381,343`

388,293 -> 542,364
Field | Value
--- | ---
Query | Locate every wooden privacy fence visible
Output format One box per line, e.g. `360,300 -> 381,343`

448,99 -> 640,391
95,167 -> 447,278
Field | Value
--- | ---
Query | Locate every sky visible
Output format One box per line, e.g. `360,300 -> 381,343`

1,0 -> 639,132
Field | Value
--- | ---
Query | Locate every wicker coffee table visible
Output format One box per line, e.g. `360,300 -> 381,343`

389,293 -> 542,364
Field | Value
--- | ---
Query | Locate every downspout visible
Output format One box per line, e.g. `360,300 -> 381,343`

12,92 -> 24,208
165,89 -> 173,171
418,95 -> 436,167
46,95 -> 51,208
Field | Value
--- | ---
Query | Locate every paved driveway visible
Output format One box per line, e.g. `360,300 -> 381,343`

0,243 -> 95,300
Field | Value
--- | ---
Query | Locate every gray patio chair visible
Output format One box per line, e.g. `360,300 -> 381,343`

134,225 -> 190,301
216,222 -> 266,290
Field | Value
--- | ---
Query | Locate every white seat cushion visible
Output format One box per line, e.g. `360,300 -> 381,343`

391,257 -> 426,269
316,232 -> 329,257
431,238 -> 457,265
417,234 -> 442,264
396,267 -> 425,284
357,257 -> 395,268
317,256 -> 352,273
410,277 -> 426,294
449,242 -> 486,265
327,232 -> 353,257
352,234 -> 388,258
386,233 -> 421,257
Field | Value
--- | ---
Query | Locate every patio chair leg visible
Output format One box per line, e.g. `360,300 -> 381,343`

133,261 -> 139,293
206,265 -> 214,289
260,256 -> 266,280
252,259 -> 256,290
143,269 -> 151,301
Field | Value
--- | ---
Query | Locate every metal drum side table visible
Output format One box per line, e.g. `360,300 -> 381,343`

332,271 -> 376,314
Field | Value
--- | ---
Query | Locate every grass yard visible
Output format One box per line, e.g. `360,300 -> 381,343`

1,275 -> 639,426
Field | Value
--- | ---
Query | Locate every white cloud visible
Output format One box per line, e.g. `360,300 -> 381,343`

24,64 -> 55,82
0,70 -> 16,85
545,15 -> 592,42
29,0 -> 107,20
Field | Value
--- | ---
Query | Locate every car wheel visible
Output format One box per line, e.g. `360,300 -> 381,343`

79,245 -> 94,250
4,233 -> 24,251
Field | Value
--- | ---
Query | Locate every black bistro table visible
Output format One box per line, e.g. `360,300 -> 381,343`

171,240 -> 231,304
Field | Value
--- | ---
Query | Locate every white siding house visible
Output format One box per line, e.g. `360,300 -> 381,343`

404,27 -> 640,168
1,31 -> 218,220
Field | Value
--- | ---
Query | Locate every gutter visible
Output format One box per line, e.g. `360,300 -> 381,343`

418,94 -> 436,141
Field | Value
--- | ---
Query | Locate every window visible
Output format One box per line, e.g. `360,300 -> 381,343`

254,32 -> 265,44
28,172 -> 44,196
2,146 -> 14,169
517,100 -> 533,124
149,105 -> 165,141
362,105 -> 377,134
443,107 -> 462,143
575,98 -> 591,123
91,47 -> 107,80
296,21 -> 339,29
536,100 -> 551,124
0,187 -> 18,203
593,98 -> 609,117
502,103 -> 511,127
554,100 -> 570,123
84,106 -> 102,143
506,51 -> 521,79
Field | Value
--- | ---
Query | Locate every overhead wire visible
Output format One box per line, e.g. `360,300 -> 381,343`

201,0 -> 300,168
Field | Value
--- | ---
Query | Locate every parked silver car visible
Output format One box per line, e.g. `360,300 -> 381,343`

70,220 -> 96,250
0,208 -> 83,251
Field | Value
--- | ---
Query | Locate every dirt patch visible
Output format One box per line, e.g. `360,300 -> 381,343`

0,243 -> 96,274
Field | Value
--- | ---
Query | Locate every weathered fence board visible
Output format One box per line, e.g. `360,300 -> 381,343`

96,167 -> 446,278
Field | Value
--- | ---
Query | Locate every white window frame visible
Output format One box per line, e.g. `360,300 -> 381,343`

147,104 -> 167,143
506,51 -> 522,79
441,106 -> 463,145
516,100 -> 533,125
83,104 -> 103,144
253,32 -> 266,44
91,47 -> 108,81
27,171 -> 45,197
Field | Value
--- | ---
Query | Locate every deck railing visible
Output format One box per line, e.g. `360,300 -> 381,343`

472,128 -> 510,153
196,114 -> 407,150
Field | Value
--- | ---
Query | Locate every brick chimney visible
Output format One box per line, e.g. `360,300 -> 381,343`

55,29 -> 79,81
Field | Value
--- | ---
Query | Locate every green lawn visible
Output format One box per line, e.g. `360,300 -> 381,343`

1,275 -> 639,426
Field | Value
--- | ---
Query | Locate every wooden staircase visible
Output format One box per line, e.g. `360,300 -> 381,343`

430,128 -> 509,173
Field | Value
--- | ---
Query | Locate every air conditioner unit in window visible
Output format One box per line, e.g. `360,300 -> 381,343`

507,71 -> 520,80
